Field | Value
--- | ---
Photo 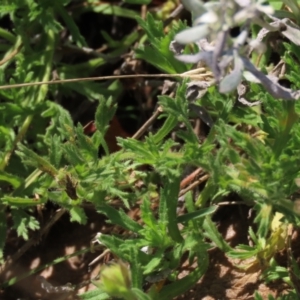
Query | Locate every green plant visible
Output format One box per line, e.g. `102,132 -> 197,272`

2,0 -> 300,299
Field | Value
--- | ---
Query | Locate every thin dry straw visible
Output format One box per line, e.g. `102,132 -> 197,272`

0,69 -> 212,90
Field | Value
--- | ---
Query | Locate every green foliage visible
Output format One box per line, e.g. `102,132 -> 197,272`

254,290 -> 298,300
11,209 -> 40,240
3,0 -> 300,299
136,13 -> 191,74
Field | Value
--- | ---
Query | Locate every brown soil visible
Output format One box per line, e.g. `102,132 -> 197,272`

0,204 -> 293,300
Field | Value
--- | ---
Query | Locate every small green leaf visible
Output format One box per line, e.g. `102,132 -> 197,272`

63,143 -> 85,166
0,4 -> 17,14
129,246 -> 143,289
131,288 -> 152,300
70,207 -> 87,225
143,253 -> 163,275
16,144 -> 58,177
48,134 -> 63,168
95,96 -> 117,134
152,116 -> 178,144
158,256 -> 208,300
177,206 -> 217,223
99,234 -> 129,261
55,4 -> 87,47
85,4 -> 139,19
254,203 -> 272,238
95,96 -> 117,154
161,176 -> 183,243
136,14 -> 189,73
98,204 -> 143,233
2,196 -> 43,205
75,124 -> 98,161
0,171 -> 23,188
203,216 -> 232,252
11,210 -> 39,240
141,196 -> 158,229
227,248 -> 258,259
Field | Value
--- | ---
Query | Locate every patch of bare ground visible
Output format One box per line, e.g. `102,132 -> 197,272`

176,248 -> 288,300
176,205 -> 290,300
0,208 -> 108,300
0,204 -> 295,300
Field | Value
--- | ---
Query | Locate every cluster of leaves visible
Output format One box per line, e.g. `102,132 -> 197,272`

0,0 -> 128,264
2,0 -> 300,299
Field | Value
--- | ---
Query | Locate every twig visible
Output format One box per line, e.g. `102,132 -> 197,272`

181,67 -> 207,75
0,43 -> 23,66
0,72 -> 212,90
141,4 -> 147,21
180,168 -> 203,189
163,4 -> 184,27
179,174 -> 209,197
132,106 -> 163,139
217,201 -> 247,206
88,248 -> 110,267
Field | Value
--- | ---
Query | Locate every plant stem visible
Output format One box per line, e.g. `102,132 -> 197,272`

0,114 -> 33,171
0,27 -> 16,43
